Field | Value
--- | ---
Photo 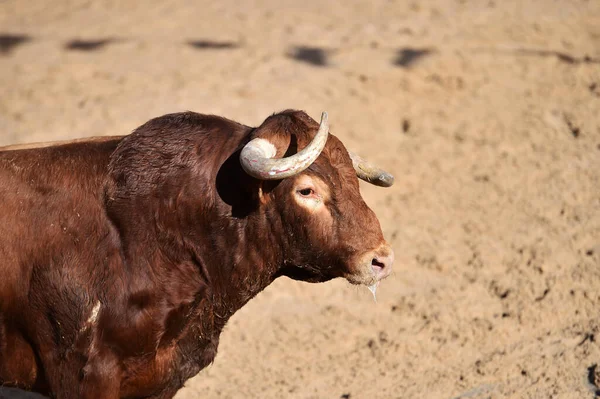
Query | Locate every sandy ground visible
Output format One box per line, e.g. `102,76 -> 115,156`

1,0 -> 600,398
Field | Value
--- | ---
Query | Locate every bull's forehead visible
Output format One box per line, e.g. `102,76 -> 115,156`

323,134 -> 353,166
303,138 -> 360,195
316,135 -> 356,176
293,125 -> 350,164
272,111 -> 359,186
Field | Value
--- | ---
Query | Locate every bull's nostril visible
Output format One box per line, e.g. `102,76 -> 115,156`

367,246 -> 394,281
371,258 -> 385,270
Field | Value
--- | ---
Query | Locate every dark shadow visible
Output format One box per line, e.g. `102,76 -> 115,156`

474,47 -> 600,65
64,38 -> 116,51
0,34 -> 32,55
186,40 -> 239,50
394,47 -> 432,68
215,149 -> 260,218
590,83 -> 600,97
215,132 -> 297,218
289,46 -> 329,67
0,387 -> 49,398
514,48 -> 600,64
588,364 -> 600,396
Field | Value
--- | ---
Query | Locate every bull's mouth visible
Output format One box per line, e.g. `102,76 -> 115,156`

345,270 -> 380,287
276,265 -> 336,283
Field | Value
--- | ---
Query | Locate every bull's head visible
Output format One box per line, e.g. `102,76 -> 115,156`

239,111 -> 394,293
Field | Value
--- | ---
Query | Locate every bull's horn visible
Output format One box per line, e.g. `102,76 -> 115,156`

240,112 -> 329,180
348,152 -> 395,187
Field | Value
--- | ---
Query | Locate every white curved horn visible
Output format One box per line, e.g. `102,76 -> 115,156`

240,112 -> 329,180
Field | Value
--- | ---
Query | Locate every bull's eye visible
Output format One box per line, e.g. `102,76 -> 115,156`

298,188 -> 315,197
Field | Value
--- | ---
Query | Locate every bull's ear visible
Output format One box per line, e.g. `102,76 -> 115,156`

257,180 -> 282,205
246,122 -> 293,160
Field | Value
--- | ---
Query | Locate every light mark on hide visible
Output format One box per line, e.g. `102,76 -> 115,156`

294,194 -> 322,212
80,300 -> 101,333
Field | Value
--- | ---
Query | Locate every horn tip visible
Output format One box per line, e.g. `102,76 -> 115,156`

377,173 -> 395,187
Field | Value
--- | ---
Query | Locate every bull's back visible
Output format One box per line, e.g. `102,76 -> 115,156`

0,137 -> 122,303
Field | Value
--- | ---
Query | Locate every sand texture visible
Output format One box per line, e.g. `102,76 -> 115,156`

1,1 -> 600,398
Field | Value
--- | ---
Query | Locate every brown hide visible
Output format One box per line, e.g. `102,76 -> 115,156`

0,110 -> 391,399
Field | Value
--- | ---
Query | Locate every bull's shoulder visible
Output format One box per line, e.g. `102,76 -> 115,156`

105,112 -> 253,206
113,112 -> 252,155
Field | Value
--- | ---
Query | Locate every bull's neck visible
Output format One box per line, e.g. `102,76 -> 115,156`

207,209 -> 284,326
111,209 -> 284,341
108,187 -> 285,334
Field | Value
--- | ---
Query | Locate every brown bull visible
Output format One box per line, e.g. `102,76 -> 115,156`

0,110 -> 394,398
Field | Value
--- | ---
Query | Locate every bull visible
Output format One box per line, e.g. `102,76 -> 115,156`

0,110 -> 394,398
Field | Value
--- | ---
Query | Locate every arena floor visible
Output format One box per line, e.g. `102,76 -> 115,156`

1,1 -> 600,398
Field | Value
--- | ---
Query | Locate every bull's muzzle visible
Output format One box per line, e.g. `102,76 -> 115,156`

370,250 -> 394,281
350,244 -> 395,287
